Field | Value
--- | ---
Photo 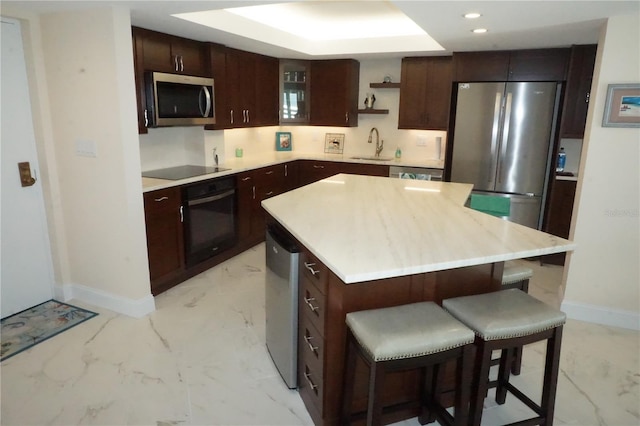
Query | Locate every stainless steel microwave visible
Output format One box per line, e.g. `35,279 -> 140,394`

144,72 -> 215,127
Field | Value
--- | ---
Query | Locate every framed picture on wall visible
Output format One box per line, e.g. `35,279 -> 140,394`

275,132 -> 292,151
324,133 -> 345,154
602,83 -> 640,128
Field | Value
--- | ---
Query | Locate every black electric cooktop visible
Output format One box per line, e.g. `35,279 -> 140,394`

142,165 -> 231,180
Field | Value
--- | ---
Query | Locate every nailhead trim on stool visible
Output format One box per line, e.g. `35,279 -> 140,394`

443,289 -> 566,426
340,301 -> 475,426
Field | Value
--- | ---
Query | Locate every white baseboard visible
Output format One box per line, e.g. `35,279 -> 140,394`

54,283 -> 155,318
561,300 -> 640,331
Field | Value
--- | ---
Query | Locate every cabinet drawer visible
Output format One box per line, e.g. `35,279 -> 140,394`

236,171 -> 254,188
300,314 -> 325,376
300,274 -> 326,336
300,251 -> 329,294
299,361 -> 324,414
144,187 -> 182,216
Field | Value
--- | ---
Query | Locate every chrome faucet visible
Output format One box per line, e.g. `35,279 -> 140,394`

368,127 -> 384,157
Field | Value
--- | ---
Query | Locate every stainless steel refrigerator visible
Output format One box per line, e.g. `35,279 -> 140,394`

450,81 -> 561,229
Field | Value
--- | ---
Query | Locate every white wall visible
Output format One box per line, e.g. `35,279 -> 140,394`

562,14 -> 640,330
37,7 -> 154,317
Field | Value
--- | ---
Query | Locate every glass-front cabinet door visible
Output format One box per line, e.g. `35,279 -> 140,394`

280,60 -> 310,124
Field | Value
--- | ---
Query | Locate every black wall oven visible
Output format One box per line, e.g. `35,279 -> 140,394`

183,177 -> 236,267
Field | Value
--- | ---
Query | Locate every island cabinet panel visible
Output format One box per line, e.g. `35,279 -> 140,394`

453,48 -> 569,82
398,56 -> 453,130
143,187 -> 185,295
560,44 -> 597,138
310,59 -> 360,127
296,249 -> 504,425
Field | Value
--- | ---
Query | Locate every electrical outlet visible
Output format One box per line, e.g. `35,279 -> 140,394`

416,136 -> 427,147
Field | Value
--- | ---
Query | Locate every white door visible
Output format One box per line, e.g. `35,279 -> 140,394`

1,17 -> 54,318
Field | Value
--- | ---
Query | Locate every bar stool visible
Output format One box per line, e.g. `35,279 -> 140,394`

443,289 -> 566,426
498,264 -> 534,374
340,301 -> 475,426
502,264 -> 533,292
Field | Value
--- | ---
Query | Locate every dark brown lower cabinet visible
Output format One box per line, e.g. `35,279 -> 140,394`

143,187 -> 184,295
543,179 -> 577,265
143,160 -> 398,295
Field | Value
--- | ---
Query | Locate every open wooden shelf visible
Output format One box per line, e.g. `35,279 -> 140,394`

369,82 -> 401,89
358,109 -> 389,114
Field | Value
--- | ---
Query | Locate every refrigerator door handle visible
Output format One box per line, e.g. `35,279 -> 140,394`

497,92 -> 513,185
488,92 -> 503,185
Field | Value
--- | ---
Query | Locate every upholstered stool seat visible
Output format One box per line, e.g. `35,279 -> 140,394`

341,301 -> 475,426
502,264 -> 533,290
443,289 -> 566,426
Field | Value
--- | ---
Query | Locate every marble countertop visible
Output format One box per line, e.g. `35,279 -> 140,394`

142,152 -> 444,192
262,174 -> 576,284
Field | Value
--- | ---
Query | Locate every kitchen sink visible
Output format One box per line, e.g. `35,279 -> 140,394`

349,156 -> 394,161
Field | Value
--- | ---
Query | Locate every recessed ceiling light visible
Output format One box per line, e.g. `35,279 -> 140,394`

472,28 -> 488,34
464,13 -> 482,19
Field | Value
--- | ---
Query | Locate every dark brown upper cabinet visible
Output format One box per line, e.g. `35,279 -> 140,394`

133,27 -> 209,77
206,45 -> 279,130
398,56 -> 453,131
560,45 -> 597,139
453,48 -> 570,82
280,60 -> 311,124
132,27 -> 210,134
310,59 -> 360,127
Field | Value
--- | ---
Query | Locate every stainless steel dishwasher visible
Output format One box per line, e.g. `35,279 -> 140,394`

265,225 -> 300,389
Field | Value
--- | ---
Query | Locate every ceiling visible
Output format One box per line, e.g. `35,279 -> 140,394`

8,1 -> 640,59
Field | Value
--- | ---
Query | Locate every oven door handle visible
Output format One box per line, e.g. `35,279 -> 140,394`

187,189 -> 235,206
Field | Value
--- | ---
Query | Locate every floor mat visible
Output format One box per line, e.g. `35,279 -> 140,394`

1,300 -> 98,361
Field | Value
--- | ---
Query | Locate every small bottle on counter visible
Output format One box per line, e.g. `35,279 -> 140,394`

395,146 -> 402,159
556,147 -> 566,172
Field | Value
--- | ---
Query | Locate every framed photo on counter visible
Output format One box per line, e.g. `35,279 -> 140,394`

602,83 -> 640,128
324,133 -> 345,154
276,132 -> 292,151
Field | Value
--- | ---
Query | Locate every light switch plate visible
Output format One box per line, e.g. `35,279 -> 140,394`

416,136 -> 427,147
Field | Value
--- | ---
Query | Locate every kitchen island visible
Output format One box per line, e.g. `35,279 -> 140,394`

261,174 -> 575,425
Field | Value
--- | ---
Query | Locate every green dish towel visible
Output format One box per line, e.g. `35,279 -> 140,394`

470,194 -> 511,217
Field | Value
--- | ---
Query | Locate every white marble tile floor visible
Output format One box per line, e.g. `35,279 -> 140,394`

1,245 -> 638,425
